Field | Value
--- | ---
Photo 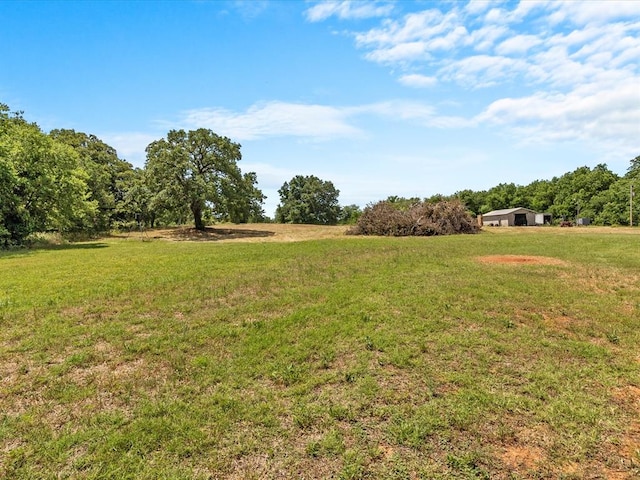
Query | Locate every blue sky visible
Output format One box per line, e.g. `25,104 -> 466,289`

2,0 -> 639,216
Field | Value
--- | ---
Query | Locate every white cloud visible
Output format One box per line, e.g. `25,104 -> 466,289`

509,0 -> 551,22
111,2 -> 640,171
439,55 -> 530,88
357,100 -> 472,128
429,25 -> 469,51
569,22 -> 640,68
355,9 -> 469,64
464,0 -> 503,16
355,9 -> 458,48
177,102 -> 363,141
484,7 -> 506,24
551,1 -> 640,26
398,74 -> 438,88
152,99 -> 472,148
364,41 -> 430,64
476,78 -> 640,153
495,34 -> 542,55
336,0 -> 640,161
305,1 -> 394,22
467,24 -> 510,51
481,1 -> 550,25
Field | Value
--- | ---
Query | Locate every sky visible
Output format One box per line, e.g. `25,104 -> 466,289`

1,0 -> 639,217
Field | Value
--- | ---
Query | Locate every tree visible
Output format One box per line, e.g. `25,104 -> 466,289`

0,104 -> 93,246
275,175 -> 340,225
627,155 -> 640,179
455,189 -> 486,215
50,129 -> 135,231
385,195 -> 421,210
222,172 -> 267,223
145,129 -> 263,230
338,204 -> 362,225
550,165 -> 618,220
115,167 -> 155,227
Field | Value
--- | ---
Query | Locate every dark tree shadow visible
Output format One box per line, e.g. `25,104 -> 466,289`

160,227 -> 276,242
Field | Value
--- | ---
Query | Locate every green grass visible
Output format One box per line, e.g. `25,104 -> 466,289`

1,230 -> 639,479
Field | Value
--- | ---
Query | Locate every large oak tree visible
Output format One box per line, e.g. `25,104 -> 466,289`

145,129 -> 262,230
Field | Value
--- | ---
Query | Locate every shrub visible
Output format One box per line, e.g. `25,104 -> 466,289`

347,199 -> 479,236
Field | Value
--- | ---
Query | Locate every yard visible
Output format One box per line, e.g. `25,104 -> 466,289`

1,225 -> 638,479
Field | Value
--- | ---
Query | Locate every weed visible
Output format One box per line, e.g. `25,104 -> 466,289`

607,330 -> 620,344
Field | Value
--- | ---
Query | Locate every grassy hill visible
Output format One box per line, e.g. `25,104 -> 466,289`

1,226 -> 638,479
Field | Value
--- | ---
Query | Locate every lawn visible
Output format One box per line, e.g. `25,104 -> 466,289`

1,226 -> 639,479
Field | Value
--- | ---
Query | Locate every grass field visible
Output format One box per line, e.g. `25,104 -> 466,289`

1,225 -> 639,479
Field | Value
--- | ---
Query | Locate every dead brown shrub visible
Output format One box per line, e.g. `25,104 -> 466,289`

346,200 -> 480,236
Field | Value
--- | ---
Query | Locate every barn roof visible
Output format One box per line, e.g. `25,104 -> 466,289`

483,207 -> 536,217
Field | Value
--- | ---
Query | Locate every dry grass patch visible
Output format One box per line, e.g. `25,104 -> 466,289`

612,386 -> 640,463
482,226 -> 640,235
477,254 -> 567,266
114,223 -> 350,243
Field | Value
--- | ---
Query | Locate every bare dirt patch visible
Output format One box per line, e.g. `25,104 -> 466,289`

612,386 -> 640,463
477,255 -> 567,266
502,445 -> 544,471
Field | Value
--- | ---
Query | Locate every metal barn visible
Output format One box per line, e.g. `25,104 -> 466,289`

481,207 -> 537,227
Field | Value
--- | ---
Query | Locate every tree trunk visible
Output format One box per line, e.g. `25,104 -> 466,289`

192,203 -> 205,231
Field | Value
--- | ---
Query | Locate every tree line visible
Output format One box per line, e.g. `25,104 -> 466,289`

0,103 -> 268,247
448,159 -> 639,224
1,102 -> 638,247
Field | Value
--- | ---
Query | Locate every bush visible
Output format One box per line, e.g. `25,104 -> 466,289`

346,199 -> 480,236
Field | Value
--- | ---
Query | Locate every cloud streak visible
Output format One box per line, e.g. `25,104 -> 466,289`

305,0 -> 394,22
176,102 -> 364,141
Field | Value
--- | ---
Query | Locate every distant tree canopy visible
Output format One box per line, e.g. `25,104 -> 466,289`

0,104 -> 267,247
145,129 -> 264,231
448,160 -> 639,225
1,103 -> 638,248
275,175 -> 341,225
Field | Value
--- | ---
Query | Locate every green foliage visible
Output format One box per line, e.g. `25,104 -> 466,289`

275,174 -> 341,225
591,178 -> 637,225
49,129 -> 135,232
627,155 -> 640,178
385,195 -> 421,210
0,104 -> 94,246
549,164 -> 619,220
338,204 -> 362,225
145,129 -> 264,230
222,171 -> 267,223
